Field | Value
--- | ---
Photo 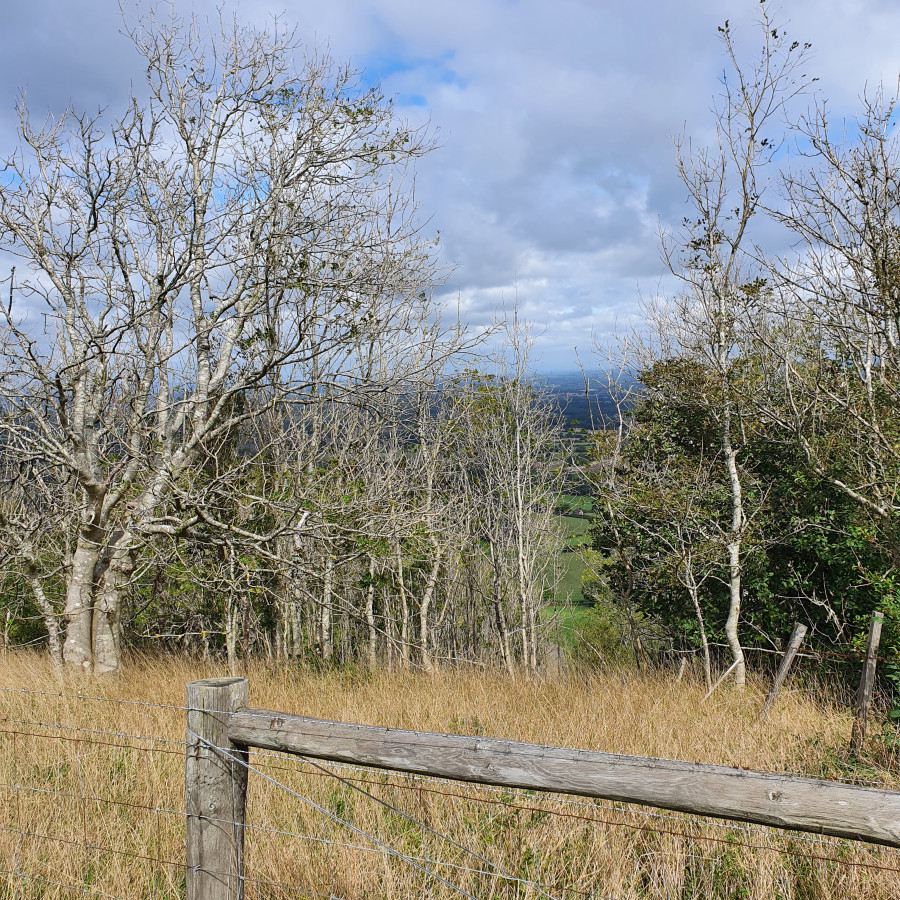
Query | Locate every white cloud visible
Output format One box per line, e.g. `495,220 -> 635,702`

2,0 -> 900,367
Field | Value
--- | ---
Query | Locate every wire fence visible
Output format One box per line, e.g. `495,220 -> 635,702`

3,686 -> 900,899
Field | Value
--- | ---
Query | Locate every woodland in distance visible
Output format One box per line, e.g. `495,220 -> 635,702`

1,3 -> 899,708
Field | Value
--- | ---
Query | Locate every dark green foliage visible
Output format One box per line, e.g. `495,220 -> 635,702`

588,356 -> 895,667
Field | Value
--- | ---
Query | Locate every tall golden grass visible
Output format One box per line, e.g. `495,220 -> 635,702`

1,651 -> 898,899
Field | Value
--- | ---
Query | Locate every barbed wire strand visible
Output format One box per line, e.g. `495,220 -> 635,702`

7,707 -> 897,797
3,680 -> 898,784
298,751 -> 567,900
0,866 -> 130,900
275,759 -> 900,876
221,736 -> 900,884
0,773 -> 777,895
1,715 -> 188,748
187,730 -> 486,900
229,742 -> 900,879
6,762 -> 887,876
4,719 -> 899,853
0,829 -> 351,900
5,762 -> 899,900
6,692 -> 900,894
261,755 -> 900,833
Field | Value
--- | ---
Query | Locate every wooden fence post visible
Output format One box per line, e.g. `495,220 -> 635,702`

760,622 -> 808,722
186,677 -> 249,900
850,612 -> 884,757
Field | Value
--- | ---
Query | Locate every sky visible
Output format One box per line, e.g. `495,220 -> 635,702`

2,0 -> 900,370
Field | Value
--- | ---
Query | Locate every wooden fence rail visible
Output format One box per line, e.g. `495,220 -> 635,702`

186,677 -> 900,900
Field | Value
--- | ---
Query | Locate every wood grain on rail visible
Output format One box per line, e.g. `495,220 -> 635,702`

228,709 -> 900,848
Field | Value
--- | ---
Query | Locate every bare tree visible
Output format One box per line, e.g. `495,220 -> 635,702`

759,88 -> 900,559
0,7 -> 441,672
647,5 -> 811,686
0,452 -> 73,668
454,318 -> 565,673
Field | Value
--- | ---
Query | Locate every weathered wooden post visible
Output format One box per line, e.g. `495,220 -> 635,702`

186,677 -> 249,900
850,612 -> 884,757
760,622 -> 808,721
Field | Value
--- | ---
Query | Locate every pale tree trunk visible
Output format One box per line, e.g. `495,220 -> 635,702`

386,601 -> 396,671
419,549 -> 442,672
321,553 -> 334,663
685,575 -> 712,690
432,581 -> 455,666
284,559 -> 308,660
489,541 -> 514,674
340,603 -> 350,664
672,524 -> 713,689
516,551 -> 539,674
518,592 -> 529,672
724,533 -> 745,687
711,272 -> 747,690
467,567 -> 479,660
289,594 -> 303,660
227,549 -> 240,671
651,10 -> 802,692
274,600 -> 284,661
494,596 -> 514,675
273,603 -> 282,660
226,597 -> 239,674
394,539 -> 411,668
513,418 -> 540,675
302,586 -> 315,659
399,589 -> 411,668
518,573 -> 529,670
719,357 -> 746,689
365,556 -> 378,667
294,594 -> 305,659
25,559 -> 63,671
92,542 -> 135,675
527,596 -> 538,673
62,529 -> 104,671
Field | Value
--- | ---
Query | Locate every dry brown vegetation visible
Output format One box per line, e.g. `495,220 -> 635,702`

1,651 -> 899,899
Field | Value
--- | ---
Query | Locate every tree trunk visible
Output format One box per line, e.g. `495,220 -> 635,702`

292,599 -> 303,659
62,530 -> 103,671
25,559 -> 63,671
395,540 -> 411,669
340,602 -> 350,664
517,555 -> 539,675
686,580 -> 712,690
386,599 -> 396,671
365,556 -> 378,667
519,586 -> 529,671
493,596 -> 514,674
321,554 -> 334,663
724,535 -> 746,688
722,428 -> 746,689
419,551 -> 442,672
301,581 -> 314,659
92,543 -> 135,675
226,597 -> 239,674
489,541 -> 514,673
528,596 -> 538,673
719,301 -> 746,689
399,592 -> 410,668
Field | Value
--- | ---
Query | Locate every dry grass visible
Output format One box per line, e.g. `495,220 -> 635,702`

1,651 -> 899,899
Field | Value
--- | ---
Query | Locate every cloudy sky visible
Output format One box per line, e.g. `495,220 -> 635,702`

2,0 -> 900,369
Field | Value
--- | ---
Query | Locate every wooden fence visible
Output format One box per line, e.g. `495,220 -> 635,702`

185,675 -> 900,900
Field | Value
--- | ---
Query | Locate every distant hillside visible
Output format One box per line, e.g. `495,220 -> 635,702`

539,371 -> 638,430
